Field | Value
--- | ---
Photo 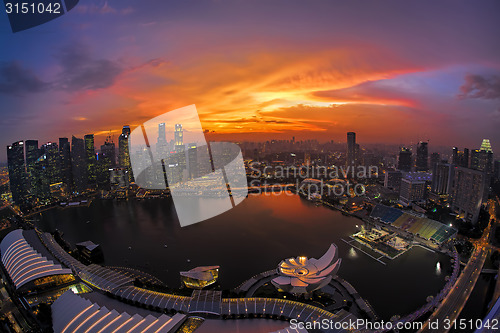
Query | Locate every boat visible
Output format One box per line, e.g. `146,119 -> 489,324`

128,246 -> 132,250
187,259 -> 191,263
164,244 -> 168,248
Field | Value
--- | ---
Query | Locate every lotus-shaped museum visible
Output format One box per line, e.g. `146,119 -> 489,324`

272,244 -> 341,294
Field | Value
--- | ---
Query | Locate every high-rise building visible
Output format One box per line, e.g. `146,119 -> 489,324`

399,178 -> 426,206
174,124 -> 184,151
471,149 -> 493,173
493,160 -> 500,180
71,136 -> 87,193
25,140 -> 39,176
416,141 -> 428,171
384,170 -> 402,191
41,142 -> 60,184
430,152 -> 440,170
431,163 -> 454,195
452,147 -> 469,168
58,138 -> 72,190
397,147 -> 412,172
187,143 -> 198,179
7,141 -> 28,205
97,137 -> 116,190
118,125 -> 132,182
450,166 -> 488,224
84,134 -> 97,188
346,132 -> 356,166
480,139 -> 492,153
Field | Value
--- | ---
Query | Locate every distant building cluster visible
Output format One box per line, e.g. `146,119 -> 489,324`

382,138 -> 496,224
5,122 -> 206,209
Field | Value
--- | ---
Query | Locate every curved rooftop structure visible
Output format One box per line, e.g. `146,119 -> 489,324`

52,291 -> 186,333
0,229 -> 72,289
272,244 -> 341,295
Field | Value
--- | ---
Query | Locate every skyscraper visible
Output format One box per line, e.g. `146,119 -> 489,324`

71,136 -> 87,193
7,141 -> 28,205
450,166 -> 488,224
25,140 -> 40,176
59,138 -> 72,190
397,147 -> 412,172
430,152 -> 440,170
416,141 -> 428,171
97,137 -> 116,190
431,163 -> 454,195
84,134 -> 97,188
346,132 -> 356,166
174,124 -> 184,151
118,125 -> 132,182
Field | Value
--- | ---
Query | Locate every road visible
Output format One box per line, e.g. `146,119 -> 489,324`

418,199 -> 495,332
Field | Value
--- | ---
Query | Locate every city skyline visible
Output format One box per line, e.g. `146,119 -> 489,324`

1,0 -> 500,160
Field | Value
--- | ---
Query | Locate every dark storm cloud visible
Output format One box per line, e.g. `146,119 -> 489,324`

54,43 -> 123,91
458,74 -> 500,100
0,62 -> 49,94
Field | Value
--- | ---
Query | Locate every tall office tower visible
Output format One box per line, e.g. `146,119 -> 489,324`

25,140 -> 40,176
450,167 -> 488,224
71,136 -> 87,193
174,124 -> 184,151
41,142 -> 61,184
399,178 -> 426,206
494,160 -> 500,180
431,163 -> 454,195
58,138 -> 72,190
480,139 -> 493,153
118,126 -> 132,182
187,143 -> 198,179
100,137 -> 116,168
84,134 -> 97,188
430,152 -> 440,170
174,124 -> 186,174
97,137 -> 116,190
452,147 -> 458,165
7,141 -> 28,205
416,141 -> 429,171
471,149 -> 493,173
384,170 -> 402,191
156,122 -> 167,157
463,148 -> 469,168
397,147 -> 412,172
346,132 -> 356,166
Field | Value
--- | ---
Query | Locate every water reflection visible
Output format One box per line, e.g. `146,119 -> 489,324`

348,247 -> 358,259
436,262 -> 441,275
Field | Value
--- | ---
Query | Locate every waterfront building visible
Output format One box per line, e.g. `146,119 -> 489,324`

272,244 -> 341,295
0,229 -> 74,292
450,166 -> 488,224
397,147 -> 412,172
7,141 -> 28,205
180,266 -> 220,289
52,291 -> 186,333
76,241 -> 103,263
416,141 -> 429,171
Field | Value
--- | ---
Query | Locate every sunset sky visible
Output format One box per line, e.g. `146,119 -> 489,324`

1,0 -> 499,161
